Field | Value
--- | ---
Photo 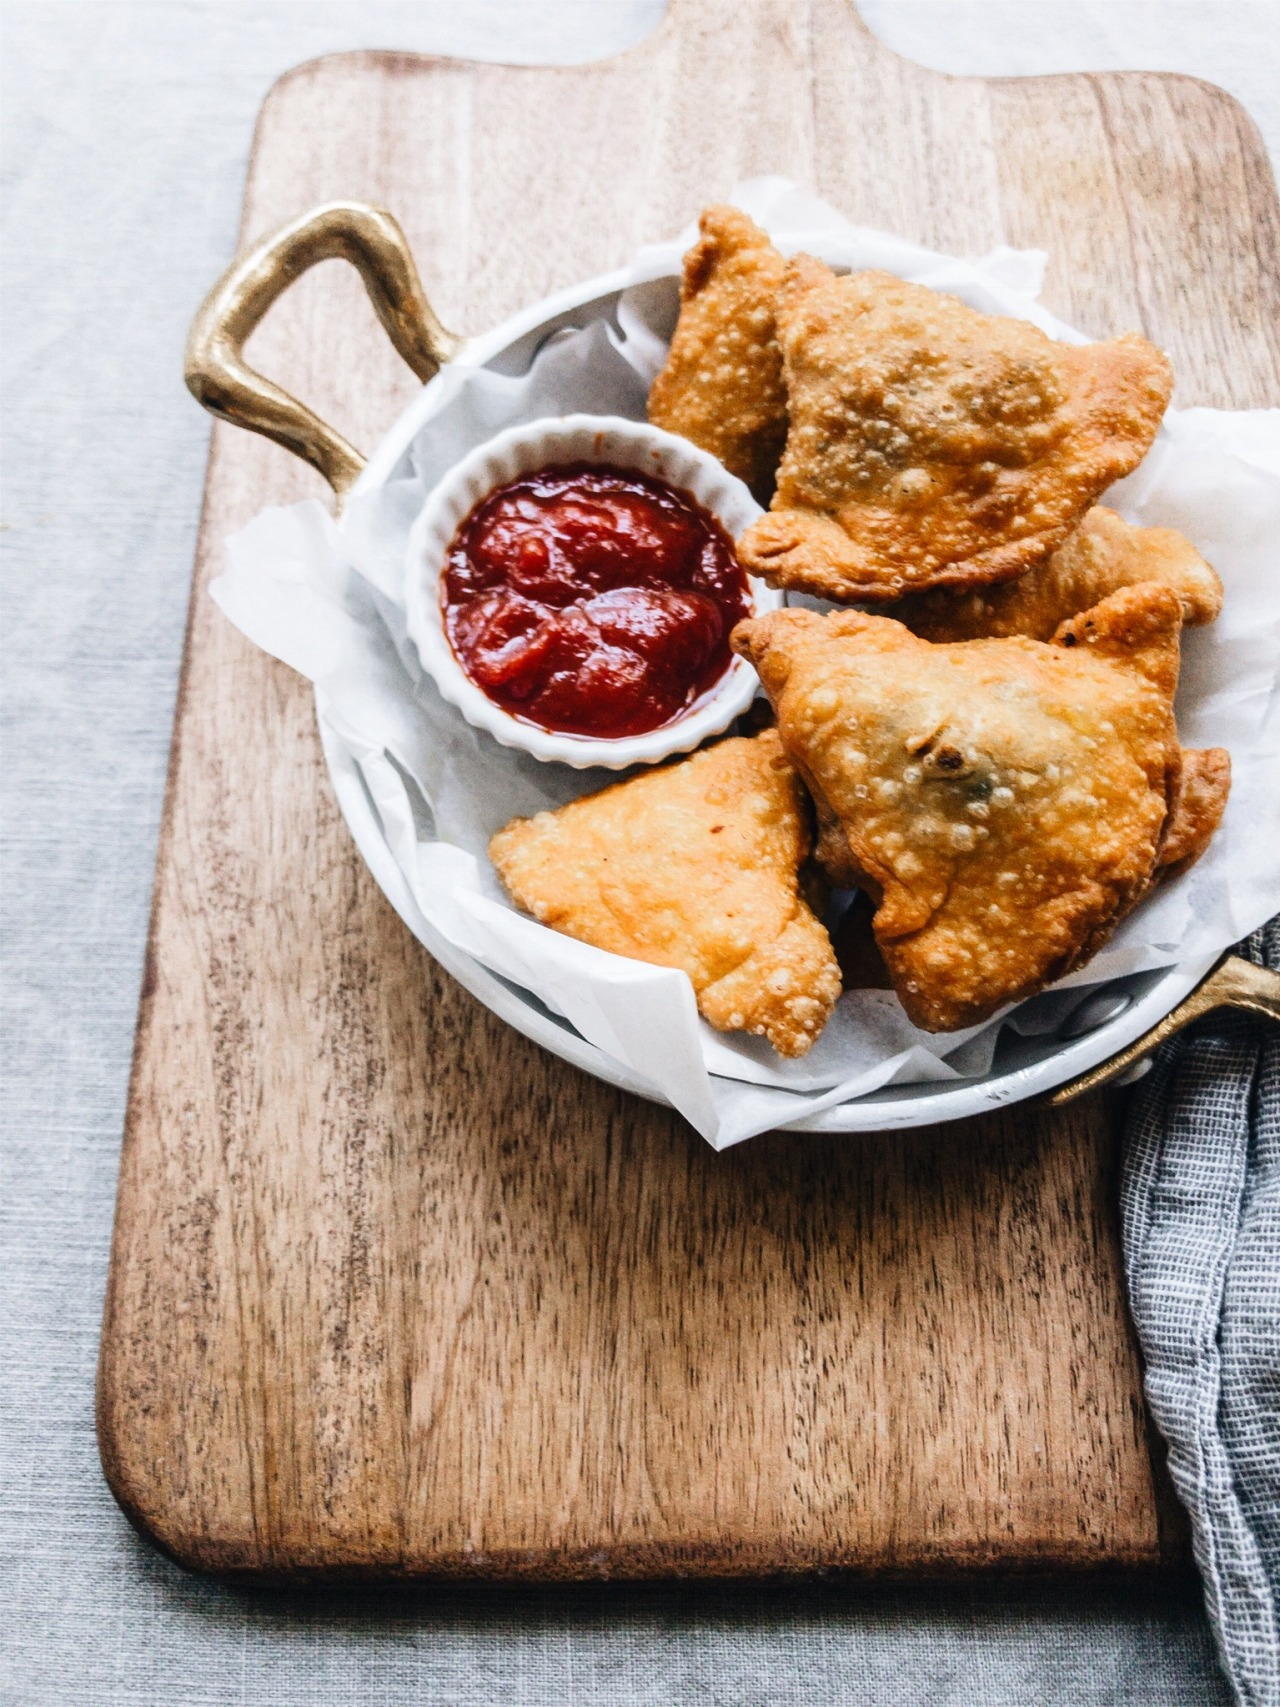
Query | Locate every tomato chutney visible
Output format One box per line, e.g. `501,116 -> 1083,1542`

440,463 -> 752,739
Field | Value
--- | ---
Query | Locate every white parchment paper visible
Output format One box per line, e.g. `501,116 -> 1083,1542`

212,179 -> 1280,1148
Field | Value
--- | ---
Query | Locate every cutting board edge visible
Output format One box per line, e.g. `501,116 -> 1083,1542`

88,1440 -> 1176,1584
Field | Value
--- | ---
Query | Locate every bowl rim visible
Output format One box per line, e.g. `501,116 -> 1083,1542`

321,711 -> 1219,1134
402,411 -> 780,770
328,256 -> 1210,1133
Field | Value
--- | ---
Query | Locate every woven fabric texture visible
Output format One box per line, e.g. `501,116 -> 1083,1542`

1123,919 -> 1280,1707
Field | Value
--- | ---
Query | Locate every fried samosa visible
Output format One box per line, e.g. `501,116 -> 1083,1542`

1152,745 -> 1231,883
732,587 -> 1190,1031
885,506 -> 1222,642
489,730 -> 842,1057
646,206 -> 789,502
737,261 -> 1173,603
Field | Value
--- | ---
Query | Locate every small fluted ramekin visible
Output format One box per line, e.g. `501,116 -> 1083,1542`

404,414 -> 781,769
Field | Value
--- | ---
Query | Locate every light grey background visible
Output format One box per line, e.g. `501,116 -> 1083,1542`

3,3 -> 1277,1703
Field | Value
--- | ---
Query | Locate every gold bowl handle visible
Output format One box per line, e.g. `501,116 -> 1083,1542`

1048,953 -> 1280,1104
185,200 -> 461,500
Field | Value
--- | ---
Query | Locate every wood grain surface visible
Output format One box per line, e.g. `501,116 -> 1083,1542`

97,0 -> 1280,1579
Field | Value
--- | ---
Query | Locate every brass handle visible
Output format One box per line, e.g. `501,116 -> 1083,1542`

185,200 -> 461,500
1048,953 -> 1280,1105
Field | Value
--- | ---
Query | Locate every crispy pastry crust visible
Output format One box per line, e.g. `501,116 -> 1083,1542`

1153,746 -> 1231,882
737,263 -> 1173,602
489,731 -> 842,1057
732,586 -> 1187,1031
885,505 -> 1222,642
646,206 -> 789,502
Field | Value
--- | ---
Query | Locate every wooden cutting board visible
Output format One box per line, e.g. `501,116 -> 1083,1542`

97,0 -> 1280,1579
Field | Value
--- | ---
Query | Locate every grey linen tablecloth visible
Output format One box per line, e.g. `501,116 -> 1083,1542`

1123,920 -> 1280,1707
3,4 -> 1278,1703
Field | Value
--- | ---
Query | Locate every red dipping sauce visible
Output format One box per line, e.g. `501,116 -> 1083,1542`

441,463 -> 751,739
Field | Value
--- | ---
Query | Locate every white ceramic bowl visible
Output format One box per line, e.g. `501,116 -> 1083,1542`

403,414 -> 781,769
